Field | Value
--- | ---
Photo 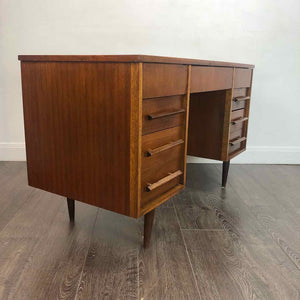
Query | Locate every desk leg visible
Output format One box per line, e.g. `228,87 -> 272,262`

144,209 -> 155,248
67,198 -> 75,222
222,161 -> 230,187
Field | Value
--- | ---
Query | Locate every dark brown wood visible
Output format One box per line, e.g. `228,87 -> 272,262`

147,108 -> 186,120
143,209 -> 155,248
18,55 -> 255,248
141,132 -> 184,208
142,95 -> 185,135
67,198 -> 75,222
20,62 -> 137,217
188,90 -> 227,160
190,66 -> 233,93
143,63 -> 188,98
222,160 -> 230,187
18,54 -> 255,69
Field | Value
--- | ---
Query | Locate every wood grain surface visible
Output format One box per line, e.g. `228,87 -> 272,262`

18,54 -> 255,69
21,62 -> 136,217
1,162 -> 299,299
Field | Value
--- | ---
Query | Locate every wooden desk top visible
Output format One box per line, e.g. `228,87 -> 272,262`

18,54 -> 254,69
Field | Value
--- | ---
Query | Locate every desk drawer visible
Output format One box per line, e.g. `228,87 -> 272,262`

141,127 -> 185,207
191,66 -> 233,93
230,108 -> 248,134
234,68 -> 252,88
232,88 -> 250,111
143,63 -> 188,98
143,95 -> 186,135
228,137 -> 247,155
230,128 -> 244,141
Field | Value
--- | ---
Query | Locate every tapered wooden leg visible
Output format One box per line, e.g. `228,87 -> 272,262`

144,209 -> 155,248
67,198 -> 75,222
222,160 -> 230,187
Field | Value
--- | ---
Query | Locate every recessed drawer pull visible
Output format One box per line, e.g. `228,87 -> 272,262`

146,139 -> 184,157
230,137 -> 247,146
233,96 -> 250,102
231,117 -> 248,125
146,170 -> 182,192
147,109 -> 186,120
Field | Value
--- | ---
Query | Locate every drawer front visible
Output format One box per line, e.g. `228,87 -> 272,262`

141,127 -> 185,207
229,141 -> 244,155
232,88 -> 249,111
230,109 -> 247,134
191,66 -> 233,93
230,128 -> 244,141
143,95 -> 185,135
231,108 -> 246,121
143,63 -> 188,98
234,68 -> 252,88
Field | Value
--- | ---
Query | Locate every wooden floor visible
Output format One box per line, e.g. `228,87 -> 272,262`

0,162 -> 299,300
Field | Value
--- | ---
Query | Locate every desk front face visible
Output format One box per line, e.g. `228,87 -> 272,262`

19,56 -> 253,218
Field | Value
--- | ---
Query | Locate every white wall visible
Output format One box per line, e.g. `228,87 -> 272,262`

1,0 -> 300,163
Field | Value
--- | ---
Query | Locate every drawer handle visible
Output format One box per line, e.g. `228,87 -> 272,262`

147,109 -> 186,120
146,139 -> 184,157
231,117 -> 248,125
230,137 -> 247,146
146,170 -> 182,192
233,96 -> 250,102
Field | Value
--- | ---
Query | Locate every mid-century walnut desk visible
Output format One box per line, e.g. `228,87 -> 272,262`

18,55 -> 254,248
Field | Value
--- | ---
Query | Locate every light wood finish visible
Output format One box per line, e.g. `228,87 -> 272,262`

143,63 -> 188,98
234,68 -> 252,88
19,55 -> 254,247
146,170 -> 183,192
191,66 -> 233,93
129,63 -> 143,217
146,139 -> 184,157
1,163 -> 300,299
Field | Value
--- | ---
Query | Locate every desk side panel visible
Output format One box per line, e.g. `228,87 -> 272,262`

21,62 -> 135,216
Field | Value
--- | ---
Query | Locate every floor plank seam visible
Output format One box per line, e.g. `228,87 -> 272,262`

224,167 -> 300,271
0,188 -> 36,234
74,208 -> 100,300
251,210 -> 300,271
181,228 -> 225,231
172,203 -> 202,299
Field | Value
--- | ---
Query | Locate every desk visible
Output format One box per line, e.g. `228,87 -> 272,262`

18,55 -> 254,248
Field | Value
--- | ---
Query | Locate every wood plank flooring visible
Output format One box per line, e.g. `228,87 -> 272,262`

0,162 -> 299,299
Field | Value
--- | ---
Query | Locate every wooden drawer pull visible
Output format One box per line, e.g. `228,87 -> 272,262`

146,170 -> 182,192
147,109 -> 186,120
231,117 -> 248,125
230,137 -> 247,146
146,139 -> 184,157
233,96 -> 250,102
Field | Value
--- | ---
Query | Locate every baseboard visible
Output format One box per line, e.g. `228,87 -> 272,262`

0,143 -> 26,161
187,146 -> 300,164
1,143 -> 300,164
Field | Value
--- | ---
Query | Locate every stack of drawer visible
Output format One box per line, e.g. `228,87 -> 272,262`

228,68 -> 252,157
141,63 -> 188,210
